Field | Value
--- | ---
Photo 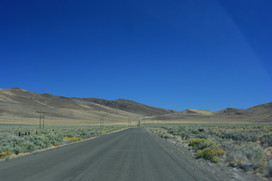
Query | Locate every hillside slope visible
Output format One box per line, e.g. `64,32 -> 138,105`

0,88 -> 173,126
81,98 -> 174,116
152,103 -> 272,123
0,88 -> 270,125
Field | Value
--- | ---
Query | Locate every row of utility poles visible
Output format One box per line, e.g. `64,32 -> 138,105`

35,112 -> 163,130
99,117 -> 142,129
137,118 -> 166,126
35,112 -> 138,131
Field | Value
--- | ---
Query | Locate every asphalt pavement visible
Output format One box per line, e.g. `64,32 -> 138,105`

0,128 -> 217,181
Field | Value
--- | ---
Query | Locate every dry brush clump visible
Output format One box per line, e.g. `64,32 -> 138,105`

188,138 -> 218,150
0,151 -> 13,159
196,148 -> 225,163
63,136 -> 82,142
189,138 -> 225,163
149,124 -> 272,177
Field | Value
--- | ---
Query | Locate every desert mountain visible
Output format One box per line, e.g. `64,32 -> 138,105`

0,88 -> 271,125
80,98 -> 174,116
0,88 -> 174,126
152,103 -> 272,123
155,109 -> 215,120
216,108 -> 243,115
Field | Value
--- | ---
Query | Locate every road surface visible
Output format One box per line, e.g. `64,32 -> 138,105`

0,128 -> 216,181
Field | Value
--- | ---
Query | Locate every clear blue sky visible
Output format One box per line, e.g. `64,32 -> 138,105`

1,0 -> 272,111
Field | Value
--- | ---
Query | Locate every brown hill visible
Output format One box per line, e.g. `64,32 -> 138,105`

155,109 -> 215,120
0,88 -> 173,126
151,103 -> 272,123
216,108 -> 243,115
241,102 -> 272,122
245,102 -> 272,114
81,98 -> 174,116
0,88 -> 270,125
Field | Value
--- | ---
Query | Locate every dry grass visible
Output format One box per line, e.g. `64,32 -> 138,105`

63,137 -> 82,142
0,151 -> 13,159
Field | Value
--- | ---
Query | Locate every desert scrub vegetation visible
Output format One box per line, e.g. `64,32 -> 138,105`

188,138 -> 225,163
196,148 -> 225,163
188,138 -> 218,150
0,151 -> 12,159
148,123 -> 272,177
0,126 -> 124,159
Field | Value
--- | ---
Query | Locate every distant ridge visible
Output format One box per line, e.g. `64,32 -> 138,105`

81,98 -> 174,116
0,88 -> 271,125
0,88 -> 174,125
153,102 -> 272,123
217,108 -> 243,115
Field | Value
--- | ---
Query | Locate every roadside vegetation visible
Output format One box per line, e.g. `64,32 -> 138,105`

148,123 -> 272,177
0,126 -> 125,160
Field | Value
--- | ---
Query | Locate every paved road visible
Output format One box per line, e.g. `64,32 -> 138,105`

0,128 -> 216,181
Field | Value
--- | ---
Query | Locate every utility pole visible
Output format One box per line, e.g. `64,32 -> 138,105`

37,111 -> 45,129
42,114 -> 45,128
100,117 -> 104,133
39,114 -> 41,129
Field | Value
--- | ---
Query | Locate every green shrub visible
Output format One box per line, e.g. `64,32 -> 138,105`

260,134 -> 272,146
0,151 -> 13,159
168,127 -> 184,135
196,148 -> 225,163
189,138 -> 218,151
224,143 -> 264,171
242,143 -> 264,165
